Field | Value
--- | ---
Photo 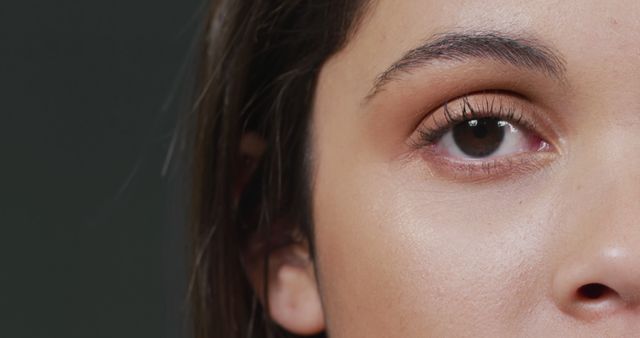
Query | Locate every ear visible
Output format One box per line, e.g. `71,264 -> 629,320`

245,243 -> 326,335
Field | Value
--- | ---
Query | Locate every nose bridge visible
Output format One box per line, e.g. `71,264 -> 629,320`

596,129 -> 640,230
567,114 -> 640,232
565,150 -> 640,269
593,163 -> 640,242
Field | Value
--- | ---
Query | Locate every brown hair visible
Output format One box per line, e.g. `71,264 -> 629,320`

187,1 -> 370,337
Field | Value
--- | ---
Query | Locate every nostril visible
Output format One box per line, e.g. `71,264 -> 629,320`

577,283 -> 617,301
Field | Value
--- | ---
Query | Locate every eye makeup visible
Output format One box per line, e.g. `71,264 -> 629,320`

408,91 -> 558,182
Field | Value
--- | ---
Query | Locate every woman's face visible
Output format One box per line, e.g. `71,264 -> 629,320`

311,0 -> 640,336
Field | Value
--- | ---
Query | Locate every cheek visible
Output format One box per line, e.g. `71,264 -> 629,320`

312,155 -> 559,336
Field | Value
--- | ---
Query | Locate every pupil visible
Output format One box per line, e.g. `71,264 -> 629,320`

452,118 -> 506,158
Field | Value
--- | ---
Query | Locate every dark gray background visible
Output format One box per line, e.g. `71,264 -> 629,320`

1,1 -> 203,337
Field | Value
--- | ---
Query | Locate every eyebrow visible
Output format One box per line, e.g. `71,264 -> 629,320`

364,31 -> 567,102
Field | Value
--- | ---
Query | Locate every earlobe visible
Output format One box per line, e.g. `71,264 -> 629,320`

268,253 -> 325,335
246,244 -> 326,335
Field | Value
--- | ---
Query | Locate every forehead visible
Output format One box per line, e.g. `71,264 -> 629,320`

355,0 -> 639,51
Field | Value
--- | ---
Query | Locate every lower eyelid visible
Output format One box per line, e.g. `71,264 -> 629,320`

419,145 -> 557,182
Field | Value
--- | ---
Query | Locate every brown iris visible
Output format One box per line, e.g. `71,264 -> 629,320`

452,118 -> 506,158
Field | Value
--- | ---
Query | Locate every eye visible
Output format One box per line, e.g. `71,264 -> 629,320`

410,93 -> 557,180
438,117 -> 540,160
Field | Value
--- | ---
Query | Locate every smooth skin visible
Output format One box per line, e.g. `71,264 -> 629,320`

249,0 -> 640,336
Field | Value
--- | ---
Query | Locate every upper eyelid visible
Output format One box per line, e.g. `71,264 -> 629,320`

436,92 -> 531,126
412,92 -> 538,146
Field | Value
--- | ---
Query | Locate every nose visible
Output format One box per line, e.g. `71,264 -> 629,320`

553,246 -> 640,319
549,128 -> 640,321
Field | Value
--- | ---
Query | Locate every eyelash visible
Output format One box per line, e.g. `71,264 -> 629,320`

412,93 -> 534,147
408,92 -> 555,180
